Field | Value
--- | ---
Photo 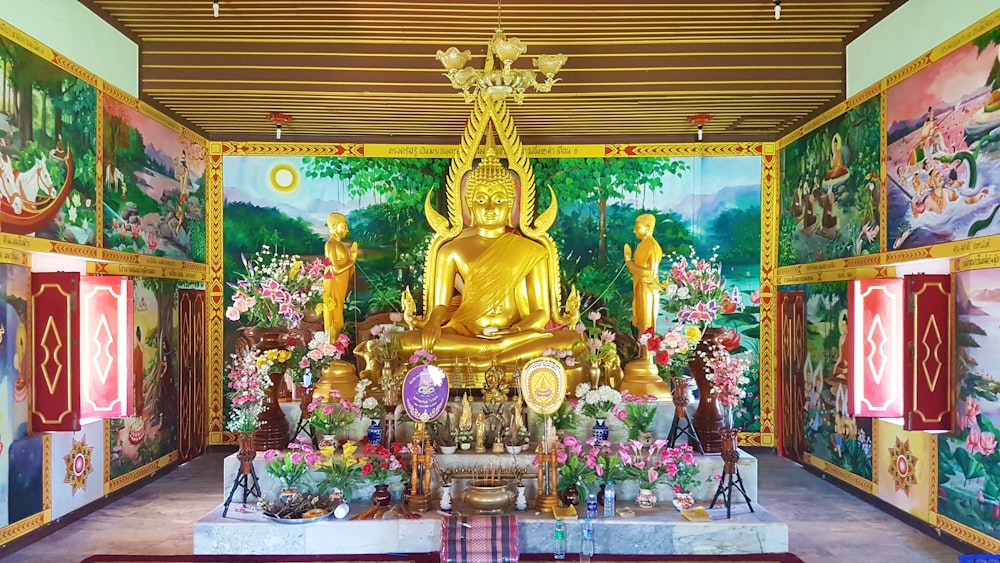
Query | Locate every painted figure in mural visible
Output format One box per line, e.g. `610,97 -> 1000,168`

173,150 -> 190,235
398,150 -> 577,358
134,326 -> 145,417
323,212 -> 357,342
824,133 -> 850,181
623,213 -> 662,334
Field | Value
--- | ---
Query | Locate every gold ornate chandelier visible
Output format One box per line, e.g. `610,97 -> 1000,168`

436,3 -> 567,104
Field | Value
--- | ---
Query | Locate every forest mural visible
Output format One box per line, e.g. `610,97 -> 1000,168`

778,97 -> 881,267
0,36 -> 97,243
102,97 -> 206,261
797,282 -> 874,480
887,23 -> 1000,250
222,153 -> 763,430
109,277 -> 179,480
939,267 -> 1000,541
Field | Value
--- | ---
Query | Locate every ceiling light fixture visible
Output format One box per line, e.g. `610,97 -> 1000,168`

435,0 -> 566,103
687,114 -> 713,142
774,0 -> 781,20
213,0 -> 219,18
267,112 -> 292,140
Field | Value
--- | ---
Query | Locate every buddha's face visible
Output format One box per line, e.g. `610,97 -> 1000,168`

328,217 -> 348,238
469,182 -> 512,229
634,218 -> 653,239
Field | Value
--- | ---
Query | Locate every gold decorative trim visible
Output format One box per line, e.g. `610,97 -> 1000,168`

104,419 -> 112,495
932,513 -> 1000,554
928,435 -> 939,514
777,266 -> 896,286
804,453 -> 875,494
879,92 -> 888,255
0,248 -> 28,266
96,90 -> 105,243
871,419 -> 880,493
86,262 -> 206,282
206,143 -> 225,444
106,451 -> 179,493
43,433 -> 52,513
758,142 -> 778,447
0,512 -> 46,545
222,142 -> 364,157
0,234 -> 206,273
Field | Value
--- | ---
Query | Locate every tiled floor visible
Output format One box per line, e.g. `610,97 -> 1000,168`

0,449 -> 965,563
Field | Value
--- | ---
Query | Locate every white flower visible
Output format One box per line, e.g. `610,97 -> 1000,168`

666,284 -> 678,299
575,382 -> 591,398
362,397 -> 378,410
225,307 -> 241,321
676,286 -> 690,299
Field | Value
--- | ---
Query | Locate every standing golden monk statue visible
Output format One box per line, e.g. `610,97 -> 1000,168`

619,213 -> 671,400
623,213 -> 662,334
314,212 -> 359,400
323,212 -> 358,341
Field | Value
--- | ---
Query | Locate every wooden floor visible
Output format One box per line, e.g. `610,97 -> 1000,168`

0,449 -> 966,563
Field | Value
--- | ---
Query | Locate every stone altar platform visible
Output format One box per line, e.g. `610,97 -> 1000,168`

194,500 -> 787,556
222,447 -> 758,506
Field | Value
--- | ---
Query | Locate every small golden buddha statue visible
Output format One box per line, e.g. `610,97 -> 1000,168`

314,212 -> 360,400
618,213 -> 671,400
475,412 -> 487,452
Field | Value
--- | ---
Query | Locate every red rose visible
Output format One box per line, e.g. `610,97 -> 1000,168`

286,337 -> 297,346
721,301 -> 737,314
655,351 -> 671,365
361,462 -> 373,476
362,443 -> 375,455
380,461 -> 388,469
714,328 -> 741,352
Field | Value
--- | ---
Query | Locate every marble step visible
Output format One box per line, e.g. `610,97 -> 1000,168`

194,500 -> 787,556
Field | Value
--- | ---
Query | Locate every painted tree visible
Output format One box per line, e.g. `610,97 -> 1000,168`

0,38 -> 66,149
973,28 -> 1000,92
532,157 -> 688,267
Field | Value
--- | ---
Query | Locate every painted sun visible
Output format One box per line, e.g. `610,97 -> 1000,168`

887,436 -> 918,496
63,436 -> 95,496
269,163 -> 300,193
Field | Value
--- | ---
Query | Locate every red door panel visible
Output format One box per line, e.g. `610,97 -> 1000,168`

30,272 -> 81,432
79,276 -> 134,419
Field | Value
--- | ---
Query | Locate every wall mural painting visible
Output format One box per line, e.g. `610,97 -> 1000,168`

778,97 -> 881,267
0,37 -> 97,243
887,24 -> 1000,249
223,154 -> 763,429
0,262 -> 29,526
940,267 -> 1000,540
108,277 -> 178,480
798,282 -> 873,480
875,420 -> 932,522
102,97 -> 206,261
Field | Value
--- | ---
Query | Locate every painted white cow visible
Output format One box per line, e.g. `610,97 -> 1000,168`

105,163 -> 126,196
12,155 -> 56,214
0,155 -> 17,211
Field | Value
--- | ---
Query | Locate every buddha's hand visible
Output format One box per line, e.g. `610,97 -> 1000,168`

623,243 -> 632,262
421,322 -> 442,351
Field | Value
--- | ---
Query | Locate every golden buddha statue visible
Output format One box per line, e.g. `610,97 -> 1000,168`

618,213 -> 672,400
314,212 -> 360,400
399,93 -> 582,388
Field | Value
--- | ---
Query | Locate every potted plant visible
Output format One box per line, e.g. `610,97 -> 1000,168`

455,427 -> 474,450
353,378 -> 387,444
263,436 -> 322,499
307,390 -> 361,447
618,439 -> 685,509
612,391 -> 659,441
576,310 -> 618,386
359,441 -> 409,506
225,247 -> 326,330
660,442 -> 707,510
574,383 -> 622,442
434,413 -> 458,454
315,440 -> 362,502
552,435 -> 596,507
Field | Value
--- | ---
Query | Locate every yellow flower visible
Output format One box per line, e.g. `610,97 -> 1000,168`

288,260 -> 303,279
341,441 -> 358,466
277,350 -> 291,362
314,302 -> 325,315
685,326 -> 702,343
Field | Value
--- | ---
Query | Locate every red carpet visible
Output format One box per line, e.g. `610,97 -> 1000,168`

81,553 -> 805,563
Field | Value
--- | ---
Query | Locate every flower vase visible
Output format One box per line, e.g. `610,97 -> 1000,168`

591,418 -> 610,442
638,431 -> 655,446
515,486 -> 527,511
688,327 -> 725,453
596,484 -> 606,506
254,371 -> 291,451
672,492 -> 695,511
721,404 -> 736,429
298,385 -> 315,418
440,445 -> 458,455
560,484 -> 581,507
636,487 -> 657,509
371,484 -> 392,506
236,431 -> 256,475
367,419 -> 383,444
588,363 -> 601,388
440,485 -> 453,511
320,434 -> 338,449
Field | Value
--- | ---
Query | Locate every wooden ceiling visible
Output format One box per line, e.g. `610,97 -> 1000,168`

81,0 -> 905,145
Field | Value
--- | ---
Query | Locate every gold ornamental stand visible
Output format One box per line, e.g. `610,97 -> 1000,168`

408,421 -> 434,511
534,418 -> 560,512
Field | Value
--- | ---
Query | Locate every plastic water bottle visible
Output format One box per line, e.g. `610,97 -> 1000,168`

553,519 -> 566,560
586,493 -> 598,519
603,481 -> 616,518
581,517 -> 595,563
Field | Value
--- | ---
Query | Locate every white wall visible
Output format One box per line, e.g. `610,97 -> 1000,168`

847,1 -> 1000,97
0,0 -> 138,96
